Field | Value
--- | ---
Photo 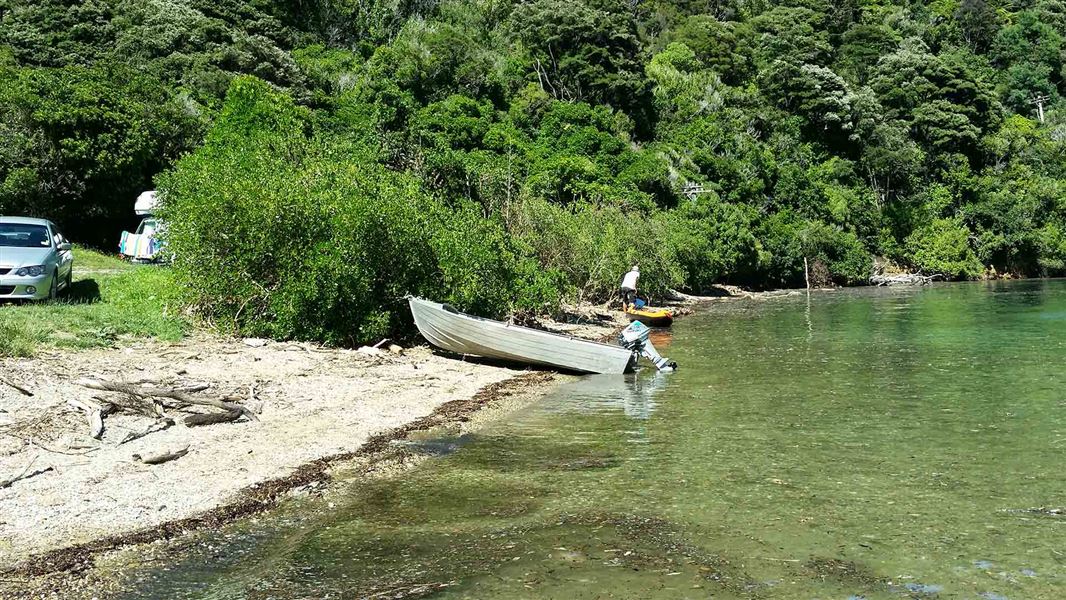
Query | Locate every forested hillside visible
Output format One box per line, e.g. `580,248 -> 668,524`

3,0 -> 1065,343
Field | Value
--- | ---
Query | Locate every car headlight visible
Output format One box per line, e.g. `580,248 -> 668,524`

15,265 -> 45,277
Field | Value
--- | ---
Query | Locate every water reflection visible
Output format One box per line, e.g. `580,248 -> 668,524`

545,371 -> 670,421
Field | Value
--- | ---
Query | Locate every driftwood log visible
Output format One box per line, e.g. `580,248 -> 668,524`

185,409 -> 242,427
133,446 -> 189,465
66,399 -> 114,440
74,379 -> 257,422
870,273 -> 943,286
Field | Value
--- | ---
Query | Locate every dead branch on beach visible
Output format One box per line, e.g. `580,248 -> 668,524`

74,378 -> 257,423
0,412 -> 54,435
0,456 -> 54,489
2,431 -> 99,456
184,409 -> 242,427
0,376 -> 33,397
0,410 -> 102,455
132,446 -> 189,465
118,419 -> 174,445
59,378 -> 257,450
66,399 -> 114,440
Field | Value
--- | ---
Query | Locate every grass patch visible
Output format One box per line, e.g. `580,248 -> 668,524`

0,249 -> 186,357
71,245 -> 134,272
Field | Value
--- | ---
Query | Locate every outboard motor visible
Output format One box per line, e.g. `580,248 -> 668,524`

619,321 -> 678,372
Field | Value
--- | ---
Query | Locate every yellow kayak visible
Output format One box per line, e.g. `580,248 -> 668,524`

625,307 -> 674,327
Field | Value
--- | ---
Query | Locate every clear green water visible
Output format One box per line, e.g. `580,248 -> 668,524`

124,281 -> 1065,599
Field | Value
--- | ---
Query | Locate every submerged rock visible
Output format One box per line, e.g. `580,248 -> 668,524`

390,434 -> 475,456
901,582 -> 943,595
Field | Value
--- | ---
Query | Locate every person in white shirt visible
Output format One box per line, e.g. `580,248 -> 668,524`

620,265 -> 639,310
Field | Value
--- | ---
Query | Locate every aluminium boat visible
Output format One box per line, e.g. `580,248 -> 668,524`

408,297 -> 634,374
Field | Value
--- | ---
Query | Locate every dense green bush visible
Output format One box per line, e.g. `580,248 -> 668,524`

514,197 -> 683,302
664,196 -> 763,289
904,218 -> 985,279
0,63 -> 204,245
1035,224 -> 1066,273
758,214 -> 873,287
160,78 -> 557,345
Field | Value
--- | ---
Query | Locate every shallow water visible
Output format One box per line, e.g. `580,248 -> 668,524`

124,281 -> 1065,599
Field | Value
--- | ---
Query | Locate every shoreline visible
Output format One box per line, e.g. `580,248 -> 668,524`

0,338 -> 535,573
0,292 -> 736,596
1,370 -> 571,598
2,371 -> 558,583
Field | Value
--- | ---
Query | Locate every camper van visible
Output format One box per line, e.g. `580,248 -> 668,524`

119,191 -> 164,262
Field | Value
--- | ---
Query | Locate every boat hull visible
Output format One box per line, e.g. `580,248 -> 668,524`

409,297 -> 634,374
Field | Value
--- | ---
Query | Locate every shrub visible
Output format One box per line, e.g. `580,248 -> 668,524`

160,77 -> 556,346
0,63 -> 204,247
904,217 -> 984,279
1035,223 -> 1066,275
758,213 -> 872,287
514,197 -> 683,302
663,195 -> 762,290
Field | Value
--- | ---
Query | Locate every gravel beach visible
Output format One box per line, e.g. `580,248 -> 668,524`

0,334 -> 531,569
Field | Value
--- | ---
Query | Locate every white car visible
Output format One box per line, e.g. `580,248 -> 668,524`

0,217 -> 74,300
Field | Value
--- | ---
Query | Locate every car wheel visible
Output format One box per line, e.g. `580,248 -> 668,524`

48,270 -> 58,301
65,267 -> 73,292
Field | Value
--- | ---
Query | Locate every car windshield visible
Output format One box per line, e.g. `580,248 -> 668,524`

0,223 -> 51,248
